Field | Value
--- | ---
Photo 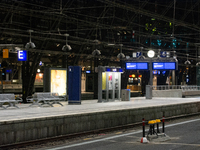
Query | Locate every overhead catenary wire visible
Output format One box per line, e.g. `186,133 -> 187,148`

0,0 -> 199,63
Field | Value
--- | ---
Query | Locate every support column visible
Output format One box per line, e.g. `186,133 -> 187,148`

0,69 -> 3,93
18,65 -> 22,84
22,61 -> 28,103
98,66 -> 103,102
93,58 -> 98,99
149,59 -> 153,86
172,70 -> 175,85
147,60 -> 152,99
6,73 -> 9,81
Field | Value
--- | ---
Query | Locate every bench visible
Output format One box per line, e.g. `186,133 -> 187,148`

0,94 -> 22,109
26,92 -> 65,107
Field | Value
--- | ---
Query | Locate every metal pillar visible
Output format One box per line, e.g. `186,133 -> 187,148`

93,58 -> 99,99
0,69 -> 3,93
147,60 -> 152,99
22,52 -> 41,103
98,66 -> 103,102
106,72 -> 109,100
6,73 -> 9,81
149,59 -> 153,86
172,70 -> 175,85
18,65 -> 22,84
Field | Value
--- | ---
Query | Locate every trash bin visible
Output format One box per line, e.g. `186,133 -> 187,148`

146,85 -> 152,99
121,89 -> 130,101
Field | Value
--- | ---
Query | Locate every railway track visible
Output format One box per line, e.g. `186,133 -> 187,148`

1,112 -> 200,150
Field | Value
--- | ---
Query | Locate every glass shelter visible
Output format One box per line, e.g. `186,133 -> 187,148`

98,66 -> 123,102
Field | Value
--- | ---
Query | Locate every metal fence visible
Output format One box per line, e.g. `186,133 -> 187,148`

181,85 -> 200,91
152,85 -> 200,91
3,84 -> 22,89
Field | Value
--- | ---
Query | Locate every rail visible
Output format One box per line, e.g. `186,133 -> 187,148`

2,84 -> 22,89
152,85 -> 182,90
152,85 -> 200,91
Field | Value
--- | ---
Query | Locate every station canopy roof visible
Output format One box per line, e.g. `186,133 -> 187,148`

0,0 -> 199,67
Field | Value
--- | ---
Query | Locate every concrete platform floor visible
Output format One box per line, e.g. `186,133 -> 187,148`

1,97 -> 200,122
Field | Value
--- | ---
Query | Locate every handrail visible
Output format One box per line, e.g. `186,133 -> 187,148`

152,85 -> 200,91
2,84 -> 22,89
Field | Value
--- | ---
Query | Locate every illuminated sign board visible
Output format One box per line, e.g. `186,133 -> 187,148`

50,69 -> 67,96
18,50 -> 27,61
6,69 -> 12,73
160,51 -> 166,57
136,52 -> 141,58
3,49 -> 9,58
126,62 -> 148,70
105,68 -> 123,72
152,62 -> 176,70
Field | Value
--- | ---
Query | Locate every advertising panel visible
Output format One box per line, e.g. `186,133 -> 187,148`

50,69 -> 67,96
3,49 -> 9,58
102,72 -> 106,90
108,73 -> 113,90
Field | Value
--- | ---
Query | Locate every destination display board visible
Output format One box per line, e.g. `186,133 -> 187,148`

152,62 -> 176,70
126,62 -> 148,70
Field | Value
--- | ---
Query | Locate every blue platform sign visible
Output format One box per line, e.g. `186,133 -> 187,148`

136,52 -> 142,58
18,50 -> 27,61
126,62 -> 148,70
160,51 -> 166,57
153,62 -> 176,70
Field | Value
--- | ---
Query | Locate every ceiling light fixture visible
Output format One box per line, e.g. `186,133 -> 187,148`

62,34 -> 71,51
25,30 -> 35,49
117,44 -> 125,59
184,54 -> 191,65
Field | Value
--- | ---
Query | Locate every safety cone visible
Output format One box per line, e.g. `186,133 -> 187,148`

141,137 -> 148,143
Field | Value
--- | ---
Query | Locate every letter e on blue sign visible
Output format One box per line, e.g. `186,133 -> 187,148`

18,50 -> 28,61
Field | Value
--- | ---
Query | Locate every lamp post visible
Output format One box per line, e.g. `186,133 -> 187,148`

117,44 -> 125,68
147,50 -> 155,86
146,49 -> 155,99
92,39 -> 101,99
22,30 -> 36,103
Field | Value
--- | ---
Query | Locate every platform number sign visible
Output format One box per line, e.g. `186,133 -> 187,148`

18,50 -> 28,61
136,52 -> 141,58
160,51 -> 166,57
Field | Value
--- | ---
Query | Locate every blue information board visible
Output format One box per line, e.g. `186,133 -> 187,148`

153,62 -> 176,70
126,62 -> 148,70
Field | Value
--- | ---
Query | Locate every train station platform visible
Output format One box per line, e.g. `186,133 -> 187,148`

1,97 -> 200,146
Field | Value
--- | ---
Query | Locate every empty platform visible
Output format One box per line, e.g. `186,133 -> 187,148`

1,97 -> 200,146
